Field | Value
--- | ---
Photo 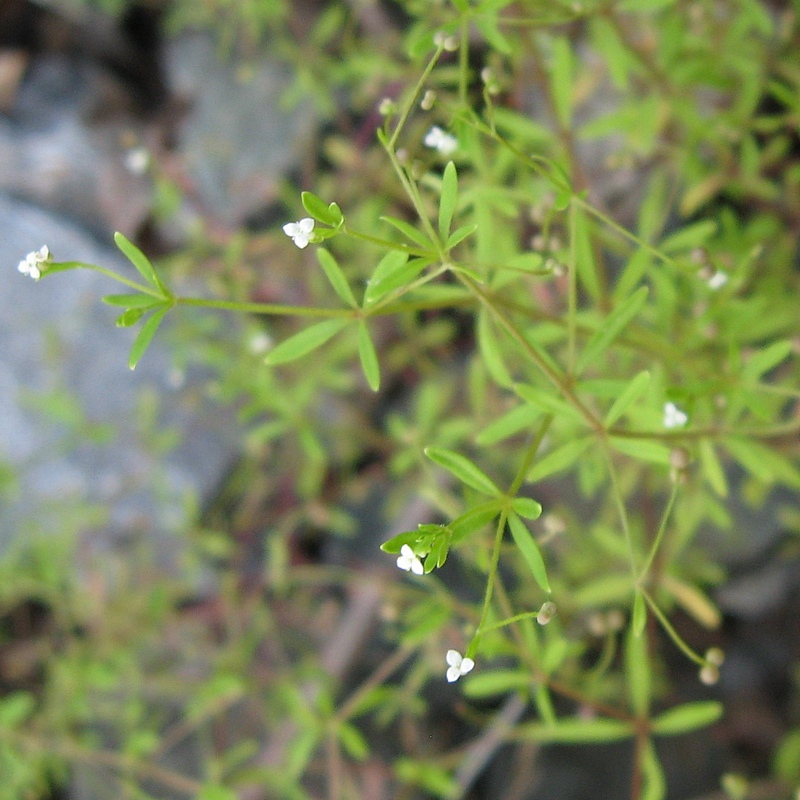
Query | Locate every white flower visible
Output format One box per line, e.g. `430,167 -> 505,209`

396,544 -> 424,575
707,270 -> 728,290
663,402 -> 688,429
18,246 -> 52,280
282,218 -> 315,249
424,126 -> 458,156
446,649 -> 474,682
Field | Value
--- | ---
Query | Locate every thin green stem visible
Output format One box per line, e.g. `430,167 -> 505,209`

641,588 -> 705,667
603,447 -> 638,580
388,46 -> 445,150
54,261 -> 165,298
472,417 -> 552,655
175,297 -> 355,318
567,199 -> 579,374
342,225 -> 433,258
638,481 -> 679,584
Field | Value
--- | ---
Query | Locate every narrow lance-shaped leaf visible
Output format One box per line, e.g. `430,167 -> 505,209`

550,36 -> 573,129
301,191 -> 339,226
477,310 -> 513,388
114,232 -> 165,293
317,249 -> 357,308
640,740 -> 667,800
576,287 -> 648,375
604,370 -> 651,427
651,701 -> 723,736
380,215 -> 432,249
424,447 -> 500,496
364,251 -> 428,306
438,161 -> 458,241
699,439 -> 728,497
103,293 -> 164,308
508,512 -> 551,592
357,321 -> 381,391
625,621 -> 651,716
264,318 -> 349,366
129,306 -> 169,370
632,590 -> 647,636
527,437 -> 593,482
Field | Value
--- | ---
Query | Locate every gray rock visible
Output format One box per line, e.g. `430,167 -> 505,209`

0,193 -> 239,553
165,32 -> 316,227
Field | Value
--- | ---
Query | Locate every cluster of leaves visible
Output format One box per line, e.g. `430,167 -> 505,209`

4,1 -> 800,799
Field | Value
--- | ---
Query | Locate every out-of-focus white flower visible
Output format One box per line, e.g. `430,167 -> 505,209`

663,402 -> 688,429
282,218 -> 315,249
445,649 -> 474,682
424,126 -> 458,156
396,544 -> 424,576
124,146 -> 150,175
707,270 -> 728,290
18,246 -> 52,280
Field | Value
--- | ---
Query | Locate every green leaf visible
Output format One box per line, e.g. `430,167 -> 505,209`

476,404 -> 541,446
438,161 -> 458,241
659,220 -> 717,254
626,620 -> 651,715
264,319 -> 349,366
527,438 -> 593,482
338,723 -> 369,760
116,308 -> 146,328
424,447 -> 500,495
357,322 -> 381,391
317,249 -> 357,308
103,293 -> 162,308
474,13 -> 513,53
0,692 -> 35,727
651,701 -> 723,736
576,287 -> 648,376
534,683 -> 557,724
450,501 -> 503,543
128,307 -> 168,370
463,670 -> 531,698
301,191 -> 339,225
724,436 -> 800,487
609,437 -> 671,464
640,739 -> 667,800
572,204 -> 601,300
604,371 -> 651,427
699,439 -> 728,497
550,36 -> 573,129
447,223 -> 478,250
632,591 -> 647,636
478,311 -> 513,387
742,340 -> 793,381
508,512 -> 550,592
395,758 -> 458,799
517,717 -> 635,743
514,384 -> 583,423
511,497 -> 543,520
380,215 -> 432,249
198,786 -> 238,800
364,252 -> 426,305
114,231 -> 163,292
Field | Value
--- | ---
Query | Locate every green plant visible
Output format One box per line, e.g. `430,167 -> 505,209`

8,1 -> 800,799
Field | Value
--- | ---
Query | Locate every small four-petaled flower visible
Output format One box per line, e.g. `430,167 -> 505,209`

282,218 -> 315,249
445,649 -> 474,683
424,126 -> 458,156
663,402 -> 688,429
396,544 -> 424,575
18,246 -> 52,280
